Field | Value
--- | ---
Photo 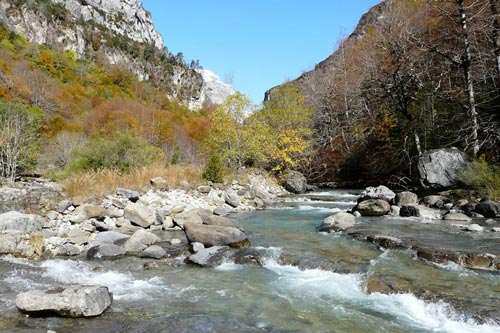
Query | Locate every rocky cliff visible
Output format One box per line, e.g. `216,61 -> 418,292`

264,1 -> 386,102
0,0 -> 231,108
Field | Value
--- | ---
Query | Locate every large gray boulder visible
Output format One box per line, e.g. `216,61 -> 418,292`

88,231 -> 129,248
16,285 -> 112,317
123,203 -> 156,228
184,223 -> 250,248
319,212 -> 356,232
283,171 -> 307,194
358,186 -> 395,203
418,148 -> 469,189
0,211 -> 44,233
356,199 -> 391,216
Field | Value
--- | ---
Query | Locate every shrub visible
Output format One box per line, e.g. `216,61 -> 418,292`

461,159 -> 500,200
67,131 -> 164,173
202,153 -> 224,183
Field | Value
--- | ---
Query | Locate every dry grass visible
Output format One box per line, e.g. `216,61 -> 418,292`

63,163 -> 203,198
28,233 -> 45,256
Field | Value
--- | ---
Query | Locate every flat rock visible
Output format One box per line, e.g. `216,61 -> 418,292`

57,244 -> 81,257
116,188 -> 140,201
16,285 -> 112,317
198,212 -> 243,230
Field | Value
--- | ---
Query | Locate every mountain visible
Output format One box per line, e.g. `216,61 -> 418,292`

265,0 -> 499,184
0,0 -> 232,108
197,69 -> 235,106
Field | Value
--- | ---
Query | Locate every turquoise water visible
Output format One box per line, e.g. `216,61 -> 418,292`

0,190 -> 499,333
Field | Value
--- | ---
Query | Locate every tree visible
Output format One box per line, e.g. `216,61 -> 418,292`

202,153 -> 224,183
0,101 -> 42,182
203,93 -> 252,168
257,82 -> 314,171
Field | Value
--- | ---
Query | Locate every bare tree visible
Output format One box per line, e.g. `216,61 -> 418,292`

0,102 -> 38,183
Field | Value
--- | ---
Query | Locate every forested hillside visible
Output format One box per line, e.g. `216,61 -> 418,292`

0,25 -> 212,182
270,0 -> 500,185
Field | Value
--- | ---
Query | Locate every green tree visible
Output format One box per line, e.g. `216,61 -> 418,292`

67,131 -> 164,173
202,153 -> 224,183
203,93 -> 252,167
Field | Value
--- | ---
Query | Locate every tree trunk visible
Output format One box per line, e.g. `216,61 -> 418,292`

457,0 -> 480,157
490,0 -> 500,81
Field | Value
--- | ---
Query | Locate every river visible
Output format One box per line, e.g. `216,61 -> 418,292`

0,190 -> 499,332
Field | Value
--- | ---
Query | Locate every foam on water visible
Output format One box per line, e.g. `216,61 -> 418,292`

307,191 -> 360,198
263,259 -> 500,333
40,260 -> 168,301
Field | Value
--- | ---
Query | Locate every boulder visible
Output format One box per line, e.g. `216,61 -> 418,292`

198,212 -> 243,230
197,185 -> 212,194
0,211 -> 44,233
123,203 -> 156,228
57,244 -> 81,257
184,223 -> 250,248
116,188 -> 140,201
224,191 -> 240,208
319,212 -> 356,232
187,246 -> 231,267
417,148 -> 469,189
16,285 -> 112,317
420,195 -> 450,208
462,224 -> 484,232
173,209 -> 206,228
366,235 -> 406,250
400,205 -> 444,220
474,200 -> 500,218
66,228 -> 91,246
56,199 -> 72,213
213,207 -> 232,216
149,177 -> 168,190
141,245 -> 167,259
74,204 -> 107,220
189,242 -> 205,253
283,171 -> 307,194
356,199 -> 390,216
123,229 -> 160,254
443,212 -> 472,222
395,191 -> 418,206
358,185 -> 395,203
87,244 -> 126,260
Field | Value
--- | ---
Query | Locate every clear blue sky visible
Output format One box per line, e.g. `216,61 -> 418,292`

142,1 -> 381,105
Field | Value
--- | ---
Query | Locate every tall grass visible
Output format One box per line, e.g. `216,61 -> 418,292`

63,163 -> 202,198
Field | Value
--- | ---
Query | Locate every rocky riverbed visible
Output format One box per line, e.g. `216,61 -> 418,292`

1,175 -> 500,331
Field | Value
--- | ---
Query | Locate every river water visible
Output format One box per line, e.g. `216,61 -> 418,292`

0,190 -> 499,333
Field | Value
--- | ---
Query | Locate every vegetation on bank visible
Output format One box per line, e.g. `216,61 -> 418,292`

1,1 -> 500,199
